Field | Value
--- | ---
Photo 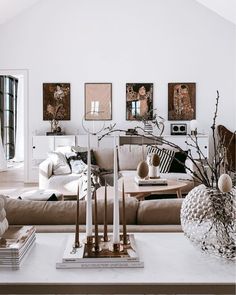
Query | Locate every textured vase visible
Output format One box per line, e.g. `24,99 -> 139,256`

181,184 -> 236,260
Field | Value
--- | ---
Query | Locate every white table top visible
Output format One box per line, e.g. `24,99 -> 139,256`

0,233 -> 235,294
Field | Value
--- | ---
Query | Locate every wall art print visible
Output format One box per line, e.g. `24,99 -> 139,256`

126,83 -> 153,121
85,83 -> 112,120
43,83 -> 70,120
168,83 -> 196,121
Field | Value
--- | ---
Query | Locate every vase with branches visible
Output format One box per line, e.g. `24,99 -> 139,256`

99,91 -> 236,259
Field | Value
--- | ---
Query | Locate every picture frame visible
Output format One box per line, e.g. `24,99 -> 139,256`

126,83 -> 153,121
84,83 -> 112,120
43,83 -> 70,120
168,82 -> 196,121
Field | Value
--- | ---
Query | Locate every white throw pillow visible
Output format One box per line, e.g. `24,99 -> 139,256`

48,151 -> 71,175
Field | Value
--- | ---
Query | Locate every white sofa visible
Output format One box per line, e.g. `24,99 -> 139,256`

39,145 -> 196,196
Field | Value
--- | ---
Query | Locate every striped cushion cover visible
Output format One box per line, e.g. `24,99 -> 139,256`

147,146 -> 175,173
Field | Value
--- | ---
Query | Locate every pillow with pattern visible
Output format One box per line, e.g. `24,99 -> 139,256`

147,146 -> 175,173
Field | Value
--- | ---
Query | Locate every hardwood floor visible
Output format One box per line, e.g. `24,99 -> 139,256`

0,163 -> 38,198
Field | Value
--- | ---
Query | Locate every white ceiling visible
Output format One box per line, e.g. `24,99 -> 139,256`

0,0 -> 39,25
0,0 -> 235,26
196,0 -> 236,24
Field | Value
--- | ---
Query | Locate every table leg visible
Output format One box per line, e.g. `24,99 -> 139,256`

176,189 -> 182,198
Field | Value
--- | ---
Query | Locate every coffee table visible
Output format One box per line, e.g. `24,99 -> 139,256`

121,177 -> 188,200
0,233 -> 234,294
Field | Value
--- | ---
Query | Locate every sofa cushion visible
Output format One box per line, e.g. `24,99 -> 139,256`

137,198 -> 183,225
4,196 -> 139,226
93,148 -> 114,171
118,145 -> 148,171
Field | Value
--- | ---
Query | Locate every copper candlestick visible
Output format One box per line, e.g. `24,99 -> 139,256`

93,190 -> 100,252
74,186 -> 81,248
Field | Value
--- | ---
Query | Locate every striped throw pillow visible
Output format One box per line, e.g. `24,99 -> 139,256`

147,146 -> 175,173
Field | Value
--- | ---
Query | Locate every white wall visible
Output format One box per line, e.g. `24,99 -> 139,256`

0,0 -> 235,181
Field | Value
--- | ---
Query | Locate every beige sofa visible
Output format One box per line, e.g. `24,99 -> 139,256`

39,145 -> 195,196
2,192 -> 183,233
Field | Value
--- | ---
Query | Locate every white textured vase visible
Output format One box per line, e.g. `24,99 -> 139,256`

181,184 -> 236,260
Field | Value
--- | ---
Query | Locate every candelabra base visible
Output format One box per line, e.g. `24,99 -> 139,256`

56,234 -> 144,268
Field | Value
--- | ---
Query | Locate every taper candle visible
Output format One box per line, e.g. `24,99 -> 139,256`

113,136 -> 120,244
103,182 -> 108,242
86,133 -> 93,238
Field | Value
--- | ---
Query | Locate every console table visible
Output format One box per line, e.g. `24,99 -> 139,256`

0,233 -> 234,294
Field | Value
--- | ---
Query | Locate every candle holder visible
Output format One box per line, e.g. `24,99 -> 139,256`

58,123 -> 143,268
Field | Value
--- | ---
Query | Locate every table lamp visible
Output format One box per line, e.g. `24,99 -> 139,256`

190,120 -> 198,136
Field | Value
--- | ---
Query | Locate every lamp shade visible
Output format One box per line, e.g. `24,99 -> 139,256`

190,120 -> 198,131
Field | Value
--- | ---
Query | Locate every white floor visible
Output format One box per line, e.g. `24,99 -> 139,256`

0,162 -> 38,198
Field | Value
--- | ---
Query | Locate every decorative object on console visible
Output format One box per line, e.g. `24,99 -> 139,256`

85,83 -> 112,120
126,83 -> 153,121
190,119 -> 198,135
168,83 -> 196,120
170,123 -> 187,135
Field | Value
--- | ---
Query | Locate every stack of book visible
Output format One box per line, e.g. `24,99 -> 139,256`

0,226 -> 36,269
56,234 -> 144,268
135,176 -> 168,186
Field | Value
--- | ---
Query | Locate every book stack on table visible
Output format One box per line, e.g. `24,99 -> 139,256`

0,226 -> 36,269
56,234 -> 143,268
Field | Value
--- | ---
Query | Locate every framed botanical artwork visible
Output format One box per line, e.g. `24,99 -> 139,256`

168,83 -> 196,121
85,83 -> 112,120
43,83 -> 70,120
126,83 -> 153,120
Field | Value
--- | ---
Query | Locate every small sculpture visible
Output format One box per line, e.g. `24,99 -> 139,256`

137,161 -> 149,179
147,153 -> 160,179
218,174 -> 232,193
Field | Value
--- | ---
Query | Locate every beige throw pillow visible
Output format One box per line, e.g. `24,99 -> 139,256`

118,145 -> 148,171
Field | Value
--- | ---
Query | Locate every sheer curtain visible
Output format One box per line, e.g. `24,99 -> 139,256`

14,75 -> 24,162
0,118 -> 7,171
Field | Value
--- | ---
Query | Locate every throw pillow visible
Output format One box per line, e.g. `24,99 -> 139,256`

67,154 -> 86,174
48,151 -> 71,175
169,151 -> 188,173
77,151 -> 97,165
147,146 -> 175,173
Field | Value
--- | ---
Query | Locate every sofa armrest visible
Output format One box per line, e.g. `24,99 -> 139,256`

39,158 -> 53,189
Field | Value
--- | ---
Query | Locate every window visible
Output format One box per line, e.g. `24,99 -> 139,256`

0,76 -> 18,160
